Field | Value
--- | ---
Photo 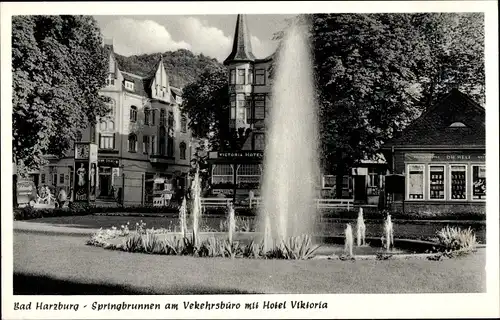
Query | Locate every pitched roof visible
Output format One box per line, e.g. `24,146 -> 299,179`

121,71 -> 149,98
224,14 -> 256,65
383,89 -> 485,148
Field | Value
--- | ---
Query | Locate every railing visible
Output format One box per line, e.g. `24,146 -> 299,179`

201,197 -> 233,211
249,197 -> 354,210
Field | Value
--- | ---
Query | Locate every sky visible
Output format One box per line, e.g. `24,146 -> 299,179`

93,15 -> 296,61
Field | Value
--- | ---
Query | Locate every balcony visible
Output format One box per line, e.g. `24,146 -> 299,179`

149,154 -> 175,164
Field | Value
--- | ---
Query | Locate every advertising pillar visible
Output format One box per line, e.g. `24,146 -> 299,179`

74,142 -> 98,204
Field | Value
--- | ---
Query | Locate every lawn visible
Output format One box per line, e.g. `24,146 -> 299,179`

13,231 -> 486,294
23,214 -> 486,242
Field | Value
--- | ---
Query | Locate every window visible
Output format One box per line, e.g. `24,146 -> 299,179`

254,94 -> 266,120
167,136 -> 174,157
237,94 -> 246,120
59,174 -> 65,185
248,69 -> 253,84
180,142 -> 187,160
159,127 -> 166,156
237,69 -> 246,85
181,115 -> 187,133
106,98 -> 115,116
229,69 -> 236,84
143,135 -> 150,154
75,131 -> 82,142
151,135 -> 156,155
125,80 -> 134,91
253,133 -> 265,151
41,174 -> 46,184
99,120 -> 107,131
160,109 -> 166,126
144,108 -> 150,125
236,164 -> 262,185
407,164 -> 425,200
128,133 -> 137,152
151,110 -> 156,125
106,74 -> 115,86
472,165 -> 486,200
322,175 -> 335,189
168,111 -> 174,128
368,168 -> 380,188
107,121 -> 114,131
99,133 -> 115,149
429,165 -> 445,200
255,69 -> 266,85
450,165 -> 467,200
130,106 -> 138,122
53,174 -> 57,186
230,94 -> 236,120
212,164 -> 234,185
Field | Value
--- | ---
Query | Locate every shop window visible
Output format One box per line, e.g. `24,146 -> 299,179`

472,165 -> 486,200
236,164 -> 262,185
212,164 -> 234,185
130,106 -> 138,122
128,133 -> 137,152
59,174 -> 65,185
255,69 -> 266,85
407,164 -> 425,200
179,142 -> 187,160
428,165 -> 445,200
368,168 -> 380,187
450,165 -> 467,200
237,69 -> 246,85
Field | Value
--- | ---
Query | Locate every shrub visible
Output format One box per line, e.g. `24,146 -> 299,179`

182,235 -> 198,256
123,234 -> 144,252
242,240 -> 265,259
164,236 -> 185,255
142,232 -> 163,254
437,226 -> 477,251
223,240 -> 243,259
199,237 -> 225,258
280,234 -> 321,260
219,216 -> 253,232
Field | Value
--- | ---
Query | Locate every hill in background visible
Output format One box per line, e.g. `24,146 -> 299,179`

114,49 -> 222,89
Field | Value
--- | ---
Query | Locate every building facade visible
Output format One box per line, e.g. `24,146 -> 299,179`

32,42 -> 193,206
382,89 -> 486,214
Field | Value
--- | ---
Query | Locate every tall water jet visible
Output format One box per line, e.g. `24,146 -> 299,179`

383,214 -> 394,251
344,224 -> 354,256
191,168 -> 202,246
259,22 -> 320,252
356,208 -> 366,247
227,203 -> 235,243
179,197 -> 187,237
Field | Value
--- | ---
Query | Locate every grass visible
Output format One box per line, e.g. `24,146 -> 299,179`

14,231 -> 486,294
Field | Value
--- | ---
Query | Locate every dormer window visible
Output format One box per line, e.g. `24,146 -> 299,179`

125,80 -> 134,91
449,122 -> 467,128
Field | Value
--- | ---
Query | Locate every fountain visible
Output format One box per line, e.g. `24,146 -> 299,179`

259,22 -> 320,251
227,203 -> 235,243
344,224 -> 354,256
191,168 -> 202,246
179,197 -> 187,237
383,214 -> 394,251
356,208 -> 366,246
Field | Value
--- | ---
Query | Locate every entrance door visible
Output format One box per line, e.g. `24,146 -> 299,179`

354,175 -> 367,202
98,167 -> 112,198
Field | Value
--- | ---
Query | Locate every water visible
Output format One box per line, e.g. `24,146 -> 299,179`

191,168 -> 202,246
344,224 -> 354,256
259,23 -> 320,251
179,197 -> 187,237
356,208 -> 366,247
227,203 -> 235,243
383,215 -> 394,251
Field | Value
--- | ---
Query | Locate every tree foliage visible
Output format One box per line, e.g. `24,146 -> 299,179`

12,15 -> 109,171
114,49 -> 221,89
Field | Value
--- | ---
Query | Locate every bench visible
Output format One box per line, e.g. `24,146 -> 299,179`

249,197 -> 354,211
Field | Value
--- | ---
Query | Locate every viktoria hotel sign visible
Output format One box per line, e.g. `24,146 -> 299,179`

209,151 -> 264,159
405,153 -> 485,162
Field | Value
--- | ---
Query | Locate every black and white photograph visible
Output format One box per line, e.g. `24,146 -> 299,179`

2,1 -> 499,319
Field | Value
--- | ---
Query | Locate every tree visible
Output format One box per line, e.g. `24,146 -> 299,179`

12,15 -> 109,172
273,13 -> 484,197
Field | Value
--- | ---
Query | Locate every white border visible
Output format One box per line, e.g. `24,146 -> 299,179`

428,164 -> 446,201
406,163 -> 425,201
1,1 -> 499,320
449,164 -> 468,201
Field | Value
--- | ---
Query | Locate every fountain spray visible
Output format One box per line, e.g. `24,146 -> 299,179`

356,208 -> 366,247
191,167 -> 202,247
227,203 -> 235,244
384,214 -> 394,251
344,223 -> 354,256
259,21 -> 320,252
179,197 -> 187,238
